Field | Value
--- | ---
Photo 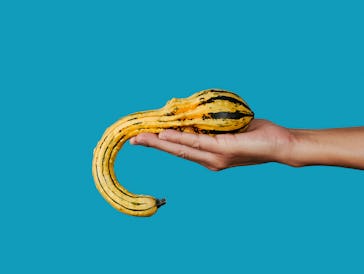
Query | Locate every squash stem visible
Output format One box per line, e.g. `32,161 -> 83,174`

156,198 -> 167,208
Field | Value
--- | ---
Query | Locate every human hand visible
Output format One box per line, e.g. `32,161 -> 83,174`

130,119 -> 295,170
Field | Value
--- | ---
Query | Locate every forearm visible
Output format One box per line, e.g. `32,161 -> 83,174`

284,127 -> 364,169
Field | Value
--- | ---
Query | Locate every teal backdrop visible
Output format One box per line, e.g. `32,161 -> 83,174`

1,1 -> 364,273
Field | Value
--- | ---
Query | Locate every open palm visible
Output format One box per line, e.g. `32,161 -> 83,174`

130,119 -> 294,170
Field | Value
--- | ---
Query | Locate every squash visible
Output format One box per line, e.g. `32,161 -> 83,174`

92,89 -> 254,217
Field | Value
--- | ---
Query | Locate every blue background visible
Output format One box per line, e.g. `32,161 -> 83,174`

1,1 -> 364,273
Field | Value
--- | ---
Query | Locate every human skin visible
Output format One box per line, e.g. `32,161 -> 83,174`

129,119 -> 364,170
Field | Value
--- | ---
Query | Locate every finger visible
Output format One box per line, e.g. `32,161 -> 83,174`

130,135 -> 145,145
129,136 -> 137,145
129,133 -> 158,146
130,132 -> 217,169
158,129 -> 223,153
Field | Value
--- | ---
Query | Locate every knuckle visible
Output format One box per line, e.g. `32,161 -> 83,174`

191,140 -> 200,150
207,166 -> 221,171
206,157 -> 227,171
177,150 -> 188,159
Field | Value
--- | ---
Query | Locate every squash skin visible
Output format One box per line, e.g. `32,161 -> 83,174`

92,89 -> 254,217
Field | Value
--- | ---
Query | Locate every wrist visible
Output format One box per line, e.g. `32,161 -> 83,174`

283,129 -> 335,168
279,129 -> 319,168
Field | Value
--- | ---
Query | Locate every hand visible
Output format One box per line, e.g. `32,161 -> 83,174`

130,119 -> 295,170
131,119 -> 364,170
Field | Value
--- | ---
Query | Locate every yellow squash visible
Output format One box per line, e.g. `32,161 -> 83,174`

92,89 -> 254,217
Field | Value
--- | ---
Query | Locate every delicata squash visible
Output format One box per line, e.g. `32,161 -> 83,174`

92,89 -> 254,217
